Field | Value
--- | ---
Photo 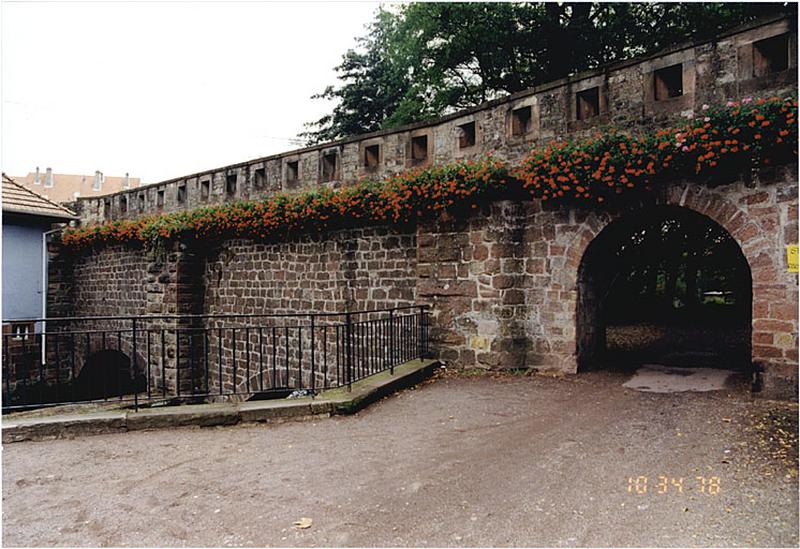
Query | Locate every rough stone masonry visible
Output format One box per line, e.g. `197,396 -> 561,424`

50,16 -> 798,398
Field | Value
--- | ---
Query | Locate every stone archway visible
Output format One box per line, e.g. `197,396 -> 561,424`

560,181 -> 778,377
574,205 -> 753,371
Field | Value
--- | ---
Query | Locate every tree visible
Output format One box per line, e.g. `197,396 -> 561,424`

299,8 -> 418,144
302,2 -> 794,144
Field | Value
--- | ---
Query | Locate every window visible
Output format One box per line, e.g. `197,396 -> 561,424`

458,121 -> 476,148
254,167 -> 266,189
138,193 -> 145,211
576,87 -> 600,120
177,184 -> 187,203
286,160 -> 299,183
321,152 -> 338,182
201,179 -> 210,200
654,64 -> 683,100
753,33 -> 789,77
511,106 -> 532,136
9,322 -> 32,341
103,199 -> 111,217
364,144 -> 380,170
411,135 -> 428,165
157,189 -> 165,209
120,195 -> 128,213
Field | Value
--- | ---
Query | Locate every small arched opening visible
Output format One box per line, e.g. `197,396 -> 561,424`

76,350 -> 145,400
576,205 -> 752,372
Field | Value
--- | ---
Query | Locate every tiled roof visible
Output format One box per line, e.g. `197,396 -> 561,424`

2,174 -> 78,221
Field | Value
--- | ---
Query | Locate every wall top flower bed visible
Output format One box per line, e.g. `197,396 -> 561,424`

61,97 -> 797,251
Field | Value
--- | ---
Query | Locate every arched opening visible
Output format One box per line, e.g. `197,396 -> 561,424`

76,350 -> 145,400
577,206 -> 752,372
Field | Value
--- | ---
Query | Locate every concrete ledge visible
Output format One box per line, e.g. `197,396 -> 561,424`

3,412 -> 128,443
1,359 -> 441,443
238,400 -> 314,423
126,403 -> 240,431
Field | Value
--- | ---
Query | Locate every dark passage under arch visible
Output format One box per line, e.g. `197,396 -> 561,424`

76,349 -> 145,400
576,206 -> 752,372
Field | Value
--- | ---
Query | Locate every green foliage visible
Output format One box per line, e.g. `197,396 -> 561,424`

303,2 -> 794,143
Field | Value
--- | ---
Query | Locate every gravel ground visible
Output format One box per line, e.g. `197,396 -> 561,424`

2,369 -> 797,547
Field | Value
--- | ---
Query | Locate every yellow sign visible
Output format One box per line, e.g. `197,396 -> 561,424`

789,245 -> 799,273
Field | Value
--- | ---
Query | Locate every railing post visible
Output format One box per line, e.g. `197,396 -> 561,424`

345,311 -> 353,391
389,309 -> 395,375
417,306 -> 425,361
310,315 -> 316,393
132,318 -> 138,411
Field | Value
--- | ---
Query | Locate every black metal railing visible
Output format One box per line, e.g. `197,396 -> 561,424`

1,305 -> 429,412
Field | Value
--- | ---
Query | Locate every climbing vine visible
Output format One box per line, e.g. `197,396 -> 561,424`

61,96 -> 797,251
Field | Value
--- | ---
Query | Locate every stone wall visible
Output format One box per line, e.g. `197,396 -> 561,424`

49,164 -> 799,397
47,227 -> 419,393
202,227 -> 417,318
414,168 -> 798,398
69,245 -> 151,318
199,227 -> 417,393
43,243 -> 196,392
45,15 -> 799,398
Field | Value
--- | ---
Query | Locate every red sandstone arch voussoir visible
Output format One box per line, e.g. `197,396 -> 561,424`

562,182 -> 762,292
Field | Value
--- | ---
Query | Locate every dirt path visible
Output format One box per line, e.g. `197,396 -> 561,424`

3,370 -> 797,547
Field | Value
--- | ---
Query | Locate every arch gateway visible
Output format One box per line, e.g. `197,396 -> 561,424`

49,16 -> 798,399
576,205 -> 753,373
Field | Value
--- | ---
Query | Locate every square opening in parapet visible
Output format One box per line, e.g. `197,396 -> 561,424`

411,135 -> 428,165
576,87 -> 600,120
753,33 -> 790,77
511,106 -> 532,136
458,121 -> 476,148
654,64 -> 683,100
364,144 -> 380,170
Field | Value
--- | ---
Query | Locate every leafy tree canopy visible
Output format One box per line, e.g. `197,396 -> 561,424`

301,2 -> 794,144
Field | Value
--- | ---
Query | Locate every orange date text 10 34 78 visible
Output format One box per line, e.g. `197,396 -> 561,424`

627,476 -> 721,495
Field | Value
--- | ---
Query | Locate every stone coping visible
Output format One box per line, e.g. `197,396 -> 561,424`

1,359 -> 441,443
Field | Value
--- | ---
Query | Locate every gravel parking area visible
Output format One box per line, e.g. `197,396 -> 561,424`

3,370 -> 798,547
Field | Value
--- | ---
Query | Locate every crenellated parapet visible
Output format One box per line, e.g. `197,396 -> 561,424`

74,16 -> 796,225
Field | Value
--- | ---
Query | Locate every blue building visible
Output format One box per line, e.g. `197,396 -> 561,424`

2,174 -> 77,335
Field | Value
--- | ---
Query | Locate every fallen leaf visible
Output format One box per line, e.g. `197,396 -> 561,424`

293,517 -> 313,529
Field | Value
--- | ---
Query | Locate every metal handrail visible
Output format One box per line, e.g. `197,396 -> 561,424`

2,305 -> 430,412
3,304 -> 428,324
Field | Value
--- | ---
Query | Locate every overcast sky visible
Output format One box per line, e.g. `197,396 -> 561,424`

1,1 -> 382,183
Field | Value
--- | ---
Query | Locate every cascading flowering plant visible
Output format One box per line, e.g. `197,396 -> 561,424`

512,96 -> 797,204
61,158 -> 512,250
61,96 -> 797,251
